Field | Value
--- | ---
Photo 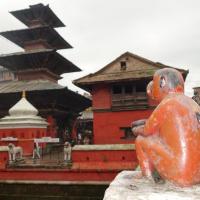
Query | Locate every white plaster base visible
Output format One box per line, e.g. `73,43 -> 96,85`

103,171 -> 200,200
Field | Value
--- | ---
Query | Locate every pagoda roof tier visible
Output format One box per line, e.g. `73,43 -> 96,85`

0,49 -> 81,75
0,80 -> 91,115
10,4 -> 65,28
0,26 -> 72,50
0,79 -> 63,93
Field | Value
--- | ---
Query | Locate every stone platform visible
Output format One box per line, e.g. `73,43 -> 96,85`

103,171 -> 200,200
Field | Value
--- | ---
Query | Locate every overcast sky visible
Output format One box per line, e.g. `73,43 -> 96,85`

0,0 -> 199,96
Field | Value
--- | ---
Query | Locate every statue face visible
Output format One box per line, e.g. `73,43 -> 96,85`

147,68 -> 184,102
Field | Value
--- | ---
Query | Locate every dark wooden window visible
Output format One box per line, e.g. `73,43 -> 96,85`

120,61 -> 127,71
111,81 -> 148,109
136,82 -> 146,92
124,84 -> 134,94
112,85 -> 122,94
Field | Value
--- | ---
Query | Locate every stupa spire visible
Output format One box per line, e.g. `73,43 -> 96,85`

22,90 -> 26,98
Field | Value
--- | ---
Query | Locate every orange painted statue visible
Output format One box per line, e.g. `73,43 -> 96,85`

132,68 -> 200,187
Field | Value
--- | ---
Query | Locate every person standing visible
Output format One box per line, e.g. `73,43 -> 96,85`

63,141 -> 72,162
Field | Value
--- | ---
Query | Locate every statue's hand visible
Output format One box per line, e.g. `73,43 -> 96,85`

131,119 -> 147,136
132,125 -> 144,136
131,119 -> 146,127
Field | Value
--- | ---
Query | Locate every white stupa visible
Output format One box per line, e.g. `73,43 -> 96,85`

0,91 -> 48,128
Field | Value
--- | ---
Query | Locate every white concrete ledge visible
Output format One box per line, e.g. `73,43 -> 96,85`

0,146 -> 9,151
0,180 -> 110,185
72,144 -> 135,151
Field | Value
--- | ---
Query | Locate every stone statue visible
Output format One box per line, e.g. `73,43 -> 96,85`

8,143 -> 23,162
132,68 -> 200,187
63,141 -> 72,162
32,142 -> 40,160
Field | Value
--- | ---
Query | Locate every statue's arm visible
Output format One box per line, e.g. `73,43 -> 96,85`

144,105 -> 165,136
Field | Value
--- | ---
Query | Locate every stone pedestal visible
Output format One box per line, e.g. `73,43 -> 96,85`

103,171 -> 200,200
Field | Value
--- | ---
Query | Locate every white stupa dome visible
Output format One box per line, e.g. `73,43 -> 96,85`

9,96 -> 38,116
0,91 -> 48,128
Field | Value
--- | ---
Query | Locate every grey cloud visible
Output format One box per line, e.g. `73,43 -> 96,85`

0,0 -> 200,96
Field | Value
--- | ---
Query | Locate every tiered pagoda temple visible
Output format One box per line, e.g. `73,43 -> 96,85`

0,4 -> 90,137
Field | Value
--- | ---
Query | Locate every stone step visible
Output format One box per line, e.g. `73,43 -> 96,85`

0,183 -> 108,199
0,194 -> 103,200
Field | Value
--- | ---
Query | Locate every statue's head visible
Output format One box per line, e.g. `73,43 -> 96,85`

147,68 -> 184,102
8,143 -> 14,149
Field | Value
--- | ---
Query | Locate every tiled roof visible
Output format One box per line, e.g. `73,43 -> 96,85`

74,52 -> 189,90
0,79 -> 63,93
0,80 -> 91,115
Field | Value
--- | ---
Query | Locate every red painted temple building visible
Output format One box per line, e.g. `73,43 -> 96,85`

74,52 -> 188,144
0,3 -> 90,137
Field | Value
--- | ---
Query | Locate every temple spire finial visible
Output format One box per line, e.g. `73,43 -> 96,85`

22,91 -> 26,98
